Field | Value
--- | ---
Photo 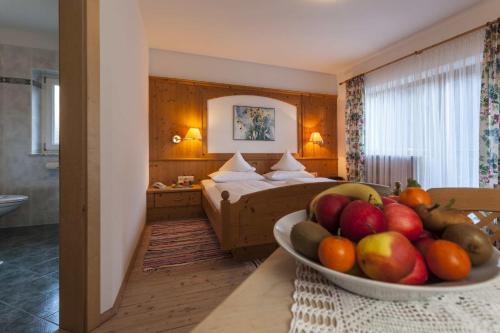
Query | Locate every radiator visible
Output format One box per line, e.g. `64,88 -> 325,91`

365,155 -> 418,188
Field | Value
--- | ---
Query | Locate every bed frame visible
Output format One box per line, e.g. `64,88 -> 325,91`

202,181 -> 391,260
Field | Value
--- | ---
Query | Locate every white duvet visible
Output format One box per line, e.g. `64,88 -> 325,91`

201,177 -> 334,210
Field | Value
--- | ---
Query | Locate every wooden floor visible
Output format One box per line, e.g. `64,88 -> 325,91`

93,223 -> 259,333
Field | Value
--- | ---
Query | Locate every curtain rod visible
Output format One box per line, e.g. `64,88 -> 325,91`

338,18 -> 498,86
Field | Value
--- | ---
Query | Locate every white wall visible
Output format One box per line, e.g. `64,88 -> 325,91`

207,95 -> 298,153
0,28 -> 58,50
150,48 -> 337,94
336,0 -> 500,179
100,0 -> 149,312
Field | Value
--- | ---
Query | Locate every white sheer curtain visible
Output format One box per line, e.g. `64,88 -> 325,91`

365,30 -> 484,189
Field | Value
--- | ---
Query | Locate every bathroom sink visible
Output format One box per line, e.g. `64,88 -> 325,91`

0,195 -> 28,217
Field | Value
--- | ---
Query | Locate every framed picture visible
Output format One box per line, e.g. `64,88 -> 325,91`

233,105 -> 275,141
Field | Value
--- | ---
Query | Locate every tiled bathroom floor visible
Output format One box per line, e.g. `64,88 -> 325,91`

0,224 -> 59,333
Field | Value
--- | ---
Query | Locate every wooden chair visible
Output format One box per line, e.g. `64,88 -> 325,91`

427,188 -> 500,243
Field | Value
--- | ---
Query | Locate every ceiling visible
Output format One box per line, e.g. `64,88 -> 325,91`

0,0 -> 58,33
0,0 -> 483,74
140,0 -> 483,74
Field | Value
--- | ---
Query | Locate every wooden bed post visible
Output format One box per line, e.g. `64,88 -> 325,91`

220,191 -> 233,250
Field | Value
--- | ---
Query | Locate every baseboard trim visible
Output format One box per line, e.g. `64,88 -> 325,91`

97,220 -> 148,325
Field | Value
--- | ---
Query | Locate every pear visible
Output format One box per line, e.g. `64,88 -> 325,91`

414,203 -> 471,232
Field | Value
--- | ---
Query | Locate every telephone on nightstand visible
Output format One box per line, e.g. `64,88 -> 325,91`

152,182 -> 167,190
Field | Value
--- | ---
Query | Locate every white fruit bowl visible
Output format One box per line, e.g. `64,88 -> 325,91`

274,210 -> 500,301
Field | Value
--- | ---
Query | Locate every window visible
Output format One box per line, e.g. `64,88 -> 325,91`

42,76 -> 60,153
364,30 -> 484,188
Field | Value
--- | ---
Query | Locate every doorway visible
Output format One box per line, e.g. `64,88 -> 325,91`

59,0 -> 101,332
0,1 -> 60,332
0,0 -> 105,333
1,1 -> 100,332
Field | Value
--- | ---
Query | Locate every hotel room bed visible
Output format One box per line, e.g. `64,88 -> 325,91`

201,178 -> 392,259
201,178 -> 335,209
201,178 -> 340,259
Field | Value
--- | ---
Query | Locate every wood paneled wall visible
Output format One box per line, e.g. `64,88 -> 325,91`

149,77 -> 338,184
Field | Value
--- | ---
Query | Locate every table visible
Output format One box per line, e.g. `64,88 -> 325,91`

192,248 -> 296,333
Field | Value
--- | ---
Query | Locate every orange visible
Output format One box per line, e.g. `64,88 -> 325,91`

399,187 -> 432,208
318,236 -> 356,273
425,240 -> 471,281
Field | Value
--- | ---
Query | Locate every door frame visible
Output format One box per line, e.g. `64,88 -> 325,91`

59,0 -> 101,332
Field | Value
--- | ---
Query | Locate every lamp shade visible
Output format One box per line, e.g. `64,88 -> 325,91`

309,132 -> 324,144
184,128 -> 202,140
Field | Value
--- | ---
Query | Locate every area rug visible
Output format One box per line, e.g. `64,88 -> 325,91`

143,218 -> 232,271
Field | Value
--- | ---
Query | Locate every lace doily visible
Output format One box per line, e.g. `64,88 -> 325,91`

290,263 -> 500,333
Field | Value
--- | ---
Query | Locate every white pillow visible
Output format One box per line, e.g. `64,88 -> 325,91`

271,151 -> 305,171
209,171 -> 265,183
264,170 -> 314,181
219,151 -> 255,172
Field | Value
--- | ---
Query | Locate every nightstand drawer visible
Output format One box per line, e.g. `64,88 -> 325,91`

147,193 -> 155,208
188,192 -> 201,205
155,192 -> 201,208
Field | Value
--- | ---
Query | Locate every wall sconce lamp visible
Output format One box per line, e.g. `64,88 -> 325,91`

309,132 -> 324,145
172,128 -> 202,144
309,132 -> 324,156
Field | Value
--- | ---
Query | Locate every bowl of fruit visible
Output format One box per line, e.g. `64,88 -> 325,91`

273,182 -> 500,301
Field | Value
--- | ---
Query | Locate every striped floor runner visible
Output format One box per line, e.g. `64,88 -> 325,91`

143,218 -> 232,271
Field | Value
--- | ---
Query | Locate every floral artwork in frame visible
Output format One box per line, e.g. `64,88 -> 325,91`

233,105 -> 275,141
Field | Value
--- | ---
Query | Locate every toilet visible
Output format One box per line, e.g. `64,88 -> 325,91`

0,195 -> 29,217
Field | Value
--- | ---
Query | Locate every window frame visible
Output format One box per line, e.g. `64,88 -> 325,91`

41,75 -> 60,154
364,59 -> 481,188
365,63 -> 479,157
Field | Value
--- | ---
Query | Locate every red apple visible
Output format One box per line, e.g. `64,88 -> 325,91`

399,249 -> 428,285
340,200 -> 386,242
306,199 -> 316,221
388,195 -> 400,201
382,196 -> 398,206
315,194 -> 350,233
384,203 -> 423,241
357,231 -> 416,282
413,230 -> 436,256
416,230 -> 435,240
414,237 -> 435,257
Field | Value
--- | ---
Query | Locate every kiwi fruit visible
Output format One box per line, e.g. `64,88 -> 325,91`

442,223 -> 493,266
290,221 -> 330,261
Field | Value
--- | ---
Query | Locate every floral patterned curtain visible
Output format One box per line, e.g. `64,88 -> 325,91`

345,76 -> 366,182
480,20 -> 500,188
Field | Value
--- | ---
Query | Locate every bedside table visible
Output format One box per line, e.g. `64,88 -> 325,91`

146,184 -> 204,221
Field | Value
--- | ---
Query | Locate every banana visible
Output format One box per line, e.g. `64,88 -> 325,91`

309,183 -> 383,217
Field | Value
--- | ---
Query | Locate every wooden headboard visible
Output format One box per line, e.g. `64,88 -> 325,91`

149,76 -> 338,184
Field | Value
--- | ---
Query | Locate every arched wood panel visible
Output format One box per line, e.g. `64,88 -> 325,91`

149,76 -> 338,183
